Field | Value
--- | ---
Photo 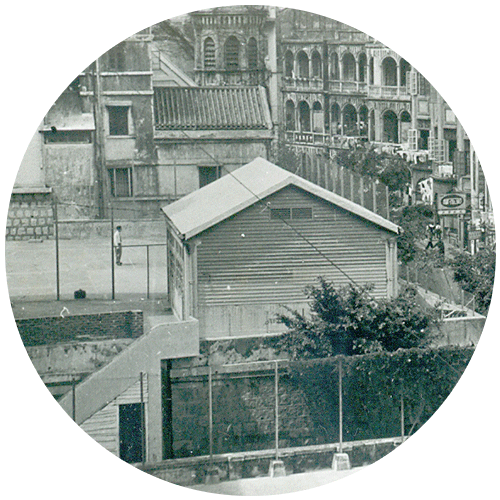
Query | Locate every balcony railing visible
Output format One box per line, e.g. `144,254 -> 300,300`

368,86 -> 410,99
283,76 -> 324,90
328,81 -> 368,94
286,131 -> 372,149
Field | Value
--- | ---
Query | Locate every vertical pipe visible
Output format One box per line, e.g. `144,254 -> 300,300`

71,375 -> 76,421
146,245 -> 150,299
274,361 -> 279,460
111,206 -> 115,300
400,391 -> 405,441
208,366 -> 213,465
338,357 -> 343,453
140,372 -> 146,464
53,197 -> 60,301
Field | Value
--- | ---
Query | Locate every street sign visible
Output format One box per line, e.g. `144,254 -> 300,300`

437,192 -> 467,215
469,230 -> 481,240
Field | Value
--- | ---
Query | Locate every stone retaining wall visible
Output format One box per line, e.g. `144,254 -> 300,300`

7,192 -> 54,241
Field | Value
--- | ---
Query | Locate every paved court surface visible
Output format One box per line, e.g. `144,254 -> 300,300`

190,467 -> 363,495
6,237 -> 167,300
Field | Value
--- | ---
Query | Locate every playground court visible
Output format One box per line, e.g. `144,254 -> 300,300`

5,237 -> 168,317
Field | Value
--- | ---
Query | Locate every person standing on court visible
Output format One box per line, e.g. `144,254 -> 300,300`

114,226 -> 123,266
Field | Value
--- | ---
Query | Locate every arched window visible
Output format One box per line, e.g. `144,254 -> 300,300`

358,53 -> 367,82
225,36 -> 240,70
343,104 -> 358,135
383,110 -> 398,142
203,37 -> 216,69
359,105 -> 369,136
342,53 -> 356,81
331,52 -> 339,80
312,101 -> 323,133
285,100 -> 295,131
247,37 -> 258,69
400,110 -> 412,143
369,57 -> 374,85
297,51 -> 309,78
400,58 -> 411,87
331,103 -> 341,134
284,50 -> 294,77
299,101 -> 311,132
311,50 -> 322,78
382,57 -> 398,86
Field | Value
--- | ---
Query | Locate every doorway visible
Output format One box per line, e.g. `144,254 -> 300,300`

119,403 -> 144,463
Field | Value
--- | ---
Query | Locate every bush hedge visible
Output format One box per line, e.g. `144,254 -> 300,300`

287,345 -> 473,442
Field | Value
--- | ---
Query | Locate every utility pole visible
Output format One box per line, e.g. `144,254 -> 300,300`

93,57 -> 106,219
111,205 -> 115,300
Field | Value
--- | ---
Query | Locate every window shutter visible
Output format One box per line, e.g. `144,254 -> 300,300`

407,71 -> 418,95
408,129 -> 418,151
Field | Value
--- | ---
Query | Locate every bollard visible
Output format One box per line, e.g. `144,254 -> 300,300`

268,460 -> 286,478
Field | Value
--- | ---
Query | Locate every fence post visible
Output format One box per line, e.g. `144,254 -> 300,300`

110,206 -> 115,300
208,366 -> 213,465
338,356 -> 343,453
400,390 -> 405,441
274,360 -> 279,461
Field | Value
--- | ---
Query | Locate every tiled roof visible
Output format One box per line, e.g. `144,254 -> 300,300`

154,86 -> 271,130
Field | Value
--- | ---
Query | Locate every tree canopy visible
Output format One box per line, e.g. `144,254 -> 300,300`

276,278 -> 439,360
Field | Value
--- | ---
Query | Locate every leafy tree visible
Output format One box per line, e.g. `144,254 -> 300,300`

394,204 -> 435,264
276,277 -> 439,359
336,144 -> 412,192
451,247 -> 496,315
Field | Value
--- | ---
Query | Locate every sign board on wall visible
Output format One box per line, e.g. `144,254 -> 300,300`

437,192 -> 467,215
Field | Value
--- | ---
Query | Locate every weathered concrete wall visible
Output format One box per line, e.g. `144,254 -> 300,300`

43,143 -> 96,219
436,316 -> 486,347
55,218 -> 165,240
156,141 -> 268,199
26,338 -> 135,382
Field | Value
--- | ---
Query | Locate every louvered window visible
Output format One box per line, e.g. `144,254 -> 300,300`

270,207 -> 313,220
204,37 -> 216,69
225,36 -> 240,70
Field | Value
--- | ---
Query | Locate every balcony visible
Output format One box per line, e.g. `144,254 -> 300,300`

286,130 -> 330,145
368,86 -> 410,99
282,76 -> 324,90
329,81 -> 368,94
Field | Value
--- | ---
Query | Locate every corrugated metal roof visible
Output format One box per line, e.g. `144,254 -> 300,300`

154,86 -> 272,130
162,157 -> 400,240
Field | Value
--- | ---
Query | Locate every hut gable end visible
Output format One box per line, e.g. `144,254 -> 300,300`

195,185 -> 390,309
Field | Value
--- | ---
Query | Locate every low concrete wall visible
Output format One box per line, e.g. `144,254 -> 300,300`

57,218 -> 166,240
17,310 -> 144,347
436,316 -> 486,347
140,437 -> 403,486
26,338 -> 135,383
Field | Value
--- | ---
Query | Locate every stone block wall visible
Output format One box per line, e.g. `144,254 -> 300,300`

7,192 -> 54,241
171,371 -> 323,459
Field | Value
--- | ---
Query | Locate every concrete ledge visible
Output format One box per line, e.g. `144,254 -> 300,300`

139,436 -> 402,486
